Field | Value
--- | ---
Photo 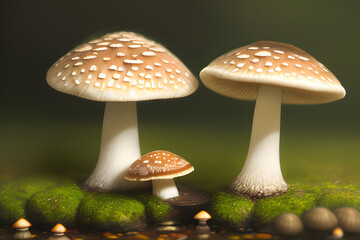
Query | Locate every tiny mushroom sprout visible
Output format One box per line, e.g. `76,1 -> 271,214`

51,223 -> 67,236
200,41 -> 346,197
46,32 -> 198,192
125,150 -> 194,200
12,218 -> 32,231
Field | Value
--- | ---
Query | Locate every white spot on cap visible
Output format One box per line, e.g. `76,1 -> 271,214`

87,74 -> 92,79
97,42 -> 110,46
237,63 -> 245,68
149,47 -> 165,52
93,47 -> 108,51
274,56 -> 280,60
132,66 -> 139,71
83,55 -> 97,60
95,82 -> 101,87
64,64 -> 70,69
143,160 -> 149,163
113,73 -> 120,79
274,50 -> 284,54
238,54 -> 250,59
90,65 -> 97,71
265,62 -> 272,67
75,79 -> 81,85
72,72 -> 77,76
154,62 -> 161,67
248,47 -> 258,50
251,59 -> 259,63
109,65 -> 117,70
256,68 -> 263,72
145,74 -> 152,79
116,52 -> 125,57
282,62 -> 289,66
175,69 -> 181,74
118,38 -> 131,42
185,72 -> 189,77
288,55 -> 295,59
230,60 -> 235,65
71,57 -> 80,61
254,51 -> 272,57
139,73 -> 145,77
118,67 -> 124,72
268,69 -> 274,73
249,66 -> 254,70
155,72 -> 162,78
126,71 -> 134,77
275,67 -> 281,72
232,68 -> 239,72
145,65 -> 154,70
110,43 -> 124,48
128,44 -> 141,49
295,64 -> 303,68
299,56 -> 310,61
124,59 -> 144,64
166,69 -> 172,73
62,76 -> 66,81
98,73 -> 106,79
142,51 -> 156,56
74,62 -> 83,66
103,57 -> 111,61
57,72 -> 62,77
74,45 -> 93,52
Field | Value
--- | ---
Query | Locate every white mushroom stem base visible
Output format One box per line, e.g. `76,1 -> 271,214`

84,102 -> 147,192
152,179 -> 179,200
229,86 -> 288,197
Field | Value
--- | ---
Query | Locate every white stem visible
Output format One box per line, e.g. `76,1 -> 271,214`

230,86 -> 288,197
84,102 -> 146,191
152,179 -> 179,200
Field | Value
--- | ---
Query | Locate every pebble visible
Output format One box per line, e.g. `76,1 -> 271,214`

157,226 -> 182,232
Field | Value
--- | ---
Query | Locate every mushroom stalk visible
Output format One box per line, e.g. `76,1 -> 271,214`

230,85 -> 288,197
152,179 -> 179,199
84,102 -> 145,191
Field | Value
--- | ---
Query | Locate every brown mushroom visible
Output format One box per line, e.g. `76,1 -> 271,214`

12,218 -> 31,231
46,32 -> 198,192
125,150 -> 194,199
200,41 -> 345,197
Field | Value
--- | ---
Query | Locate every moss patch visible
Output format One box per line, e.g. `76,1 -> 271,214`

135,194 -> 172,222
78,192 -> 146,231
26,184 -> 84,227
0,177 -> 63,225
211,192 -> 254,225
317,182 -> 360,210
254,184 -> 317,224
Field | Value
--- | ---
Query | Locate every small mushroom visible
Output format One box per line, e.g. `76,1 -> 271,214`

12,218 -> 32,231
333,207 -> 360,234
200,41 -> 346,197
46,32 -> 198,192
194,210 -> 212,235
302,207 -> 338,232
332,227 -> 344,239
125,150 -> 194,200
273,213 -> 303,237
51,223 -> 67,236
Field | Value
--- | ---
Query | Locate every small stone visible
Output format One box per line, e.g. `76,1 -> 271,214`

13,230 -> 31,239
156,226 -> 182,232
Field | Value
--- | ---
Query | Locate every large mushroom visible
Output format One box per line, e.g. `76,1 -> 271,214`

46,32 -> 198,192
125,150 -> 194,199
200,41 -> 345,197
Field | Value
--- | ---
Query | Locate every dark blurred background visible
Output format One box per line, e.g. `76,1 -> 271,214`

1,0 -> 359,190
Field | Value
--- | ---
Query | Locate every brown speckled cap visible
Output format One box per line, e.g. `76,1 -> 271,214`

125,150 -> 194,181
46,32 -> 198,101
200,41 -> 346,104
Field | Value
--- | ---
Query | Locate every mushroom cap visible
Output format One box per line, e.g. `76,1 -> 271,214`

125,150 -> 194,181
333,207 -> 360,234
273,213 -> 303,237
12,218 -> 31,229
51,223 -> 67,234
47,32 -> 198,101
200,41 -> 345,104
302,207 -> 338,232
194,210 -> 211,220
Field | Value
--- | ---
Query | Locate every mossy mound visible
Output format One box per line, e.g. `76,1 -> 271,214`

26,184 -> 84,227
317,182 -> 360,210
0,177 -> 66,225
254,184 -> 317,224
78,192 -> 146,231
211,192 -> 254,226
135,194 -> 172,222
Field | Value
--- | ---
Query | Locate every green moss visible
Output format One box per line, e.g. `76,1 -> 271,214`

211,192 -> 254,225
78,192 -> 146,231
255,184 -> 317,223
135,194 -> 172,222
317,182 -> 360,210
0,177 -> 61,225
26,184 -> 84,227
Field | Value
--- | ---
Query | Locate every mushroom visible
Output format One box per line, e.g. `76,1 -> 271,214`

272,213 -> 303,237
302,207 -> 338,232
333,207 -> 360,234
51,223 -> 67,236
124,150 -> 194,199
12,218 -> 32,231
332,227 -> 344,239
200,41 -> 346,197
46,32 -> 198,192
194,210 -> 212,235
